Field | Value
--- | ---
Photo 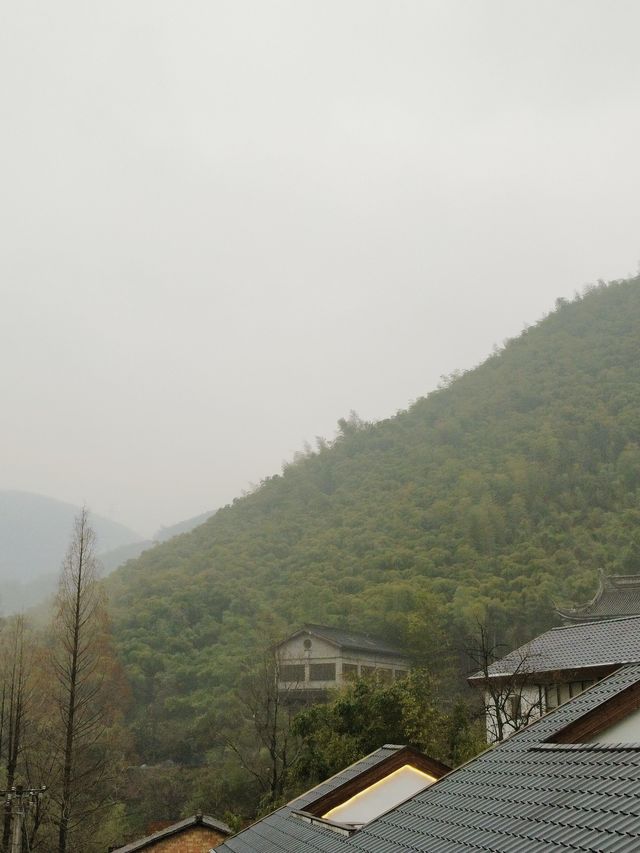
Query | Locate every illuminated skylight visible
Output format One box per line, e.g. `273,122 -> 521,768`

322,765 -> 436,827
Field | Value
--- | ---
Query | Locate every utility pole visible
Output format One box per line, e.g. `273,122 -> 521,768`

10,787 -> 21,853
1,785 -> 46,853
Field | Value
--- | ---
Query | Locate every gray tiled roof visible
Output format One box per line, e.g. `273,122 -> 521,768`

557,572 -> 640,622
217,665 -> 640,852
351,664 -> 640,853
472,614 -> 640,680
217,745 -> 405,853
290,625 -> 407,658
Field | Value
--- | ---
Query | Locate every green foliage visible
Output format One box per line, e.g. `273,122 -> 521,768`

107,277 -> 640,774
290,671 -> 483,788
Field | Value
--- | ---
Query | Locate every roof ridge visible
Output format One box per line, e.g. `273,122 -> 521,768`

303,622 -> 375,637
550,613 -> 640,631
295,623 -> 406,654
111,813 -> 232,852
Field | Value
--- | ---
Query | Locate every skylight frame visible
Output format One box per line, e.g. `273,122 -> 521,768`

292,746 -> 450,834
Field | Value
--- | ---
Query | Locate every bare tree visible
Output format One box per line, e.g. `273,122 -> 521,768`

220,645 -> 306,811
466,623 -> 541,743
0,615 -> 33,850
51,507 -> 114,853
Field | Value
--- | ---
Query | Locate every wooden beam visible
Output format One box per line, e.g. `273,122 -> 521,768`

550,680 -> 640,743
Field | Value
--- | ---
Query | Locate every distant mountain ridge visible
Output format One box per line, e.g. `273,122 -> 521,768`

0,491 -> 140,581
154,510 -> 215,542
106,276 -> 640,763
98,510 -> 217,574
0,491 -> 139,614
0,491 -> 215,614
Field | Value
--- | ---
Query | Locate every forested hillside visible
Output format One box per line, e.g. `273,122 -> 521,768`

99,509 -> 217,574
108,278 -> 640,764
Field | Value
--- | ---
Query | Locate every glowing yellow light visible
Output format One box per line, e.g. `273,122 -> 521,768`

323,764 -> 437,824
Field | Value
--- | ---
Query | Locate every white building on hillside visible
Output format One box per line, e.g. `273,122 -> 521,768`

276,624 -> 410,696
469,614 -> 640,741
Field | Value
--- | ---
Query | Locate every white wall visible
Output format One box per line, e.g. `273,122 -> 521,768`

279,634 -> 337,661
277,632 -> 409,688
483,678 -> 599,743
484,684 -> 542,743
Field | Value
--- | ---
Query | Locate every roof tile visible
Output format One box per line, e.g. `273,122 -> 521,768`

473,615 -> 640,679
218,666 -> 640,852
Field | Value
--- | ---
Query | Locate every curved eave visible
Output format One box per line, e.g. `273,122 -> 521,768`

554,608 -> 606,623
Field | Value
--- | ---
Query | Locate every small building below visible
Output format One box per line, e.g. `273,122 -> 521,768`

276,624 -> 410,695
108,813 -> 231,853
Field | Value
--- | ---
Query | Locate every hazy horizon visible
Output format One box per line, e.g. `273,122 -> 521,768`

2,1 -> 640,536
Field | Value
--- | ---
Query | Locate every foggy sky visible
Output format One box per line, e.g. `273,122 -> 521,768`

2,1 -> 639,536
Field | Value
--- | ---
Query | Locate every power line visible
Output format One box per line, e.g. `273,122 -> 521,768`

1,786 -> 46,853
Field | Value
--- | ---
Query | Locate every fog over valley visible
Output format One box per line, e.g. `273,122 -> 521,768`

2,0 -> 639,535
4,5 -> 640,850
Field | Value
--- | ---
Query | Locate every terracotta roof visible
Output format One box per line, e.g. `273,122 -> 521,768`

556,570 -> 640,622
110,813 -> 231,852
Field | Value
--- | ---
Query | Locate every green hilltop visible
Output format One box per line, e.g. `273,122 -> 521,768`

108,277 -> 640,762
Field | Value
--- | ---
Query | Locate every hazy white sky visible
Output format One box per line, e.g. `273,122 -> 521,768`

2,1 -> 639,536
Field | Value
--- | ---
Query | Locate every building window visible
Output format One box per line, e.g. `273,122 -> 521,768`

394,669 -> 407,680
361,666 -> 377,678
377,668 -> 393,683
342,664 -> 358,681
279,664 -> 305,682
309,663 -> 336,682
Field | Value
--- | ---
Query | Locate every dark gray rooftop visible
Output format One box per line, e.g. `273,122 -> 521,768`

471,614 -> 640,680
557,571 -> 640,622
216,665 -> 640,852
285,624 -> 407,658
352,664 -> 640,853
217,744 -> 405,853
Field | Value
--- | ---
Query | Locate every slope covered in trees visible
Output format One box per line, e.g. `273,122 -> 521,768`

108,278 -> 640,763
98,509 -> 217,575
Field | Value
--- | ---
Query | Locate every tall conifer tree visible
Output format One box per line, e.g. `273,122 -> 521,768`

53,508 -> 110,853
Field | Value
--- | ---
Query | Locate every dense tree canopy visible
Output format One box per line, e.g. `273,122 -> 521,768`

107,277 -> 640,767
291,670 -> 482,788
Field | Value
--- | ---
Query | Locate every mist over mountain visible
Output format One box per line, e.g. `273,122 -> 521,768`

98,510 -> 217,574
0,491 -> 139,580
0,492 -> 140,613
154,510 -> 215,543
0,493 -> 216,614
108,277 -> 640,763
